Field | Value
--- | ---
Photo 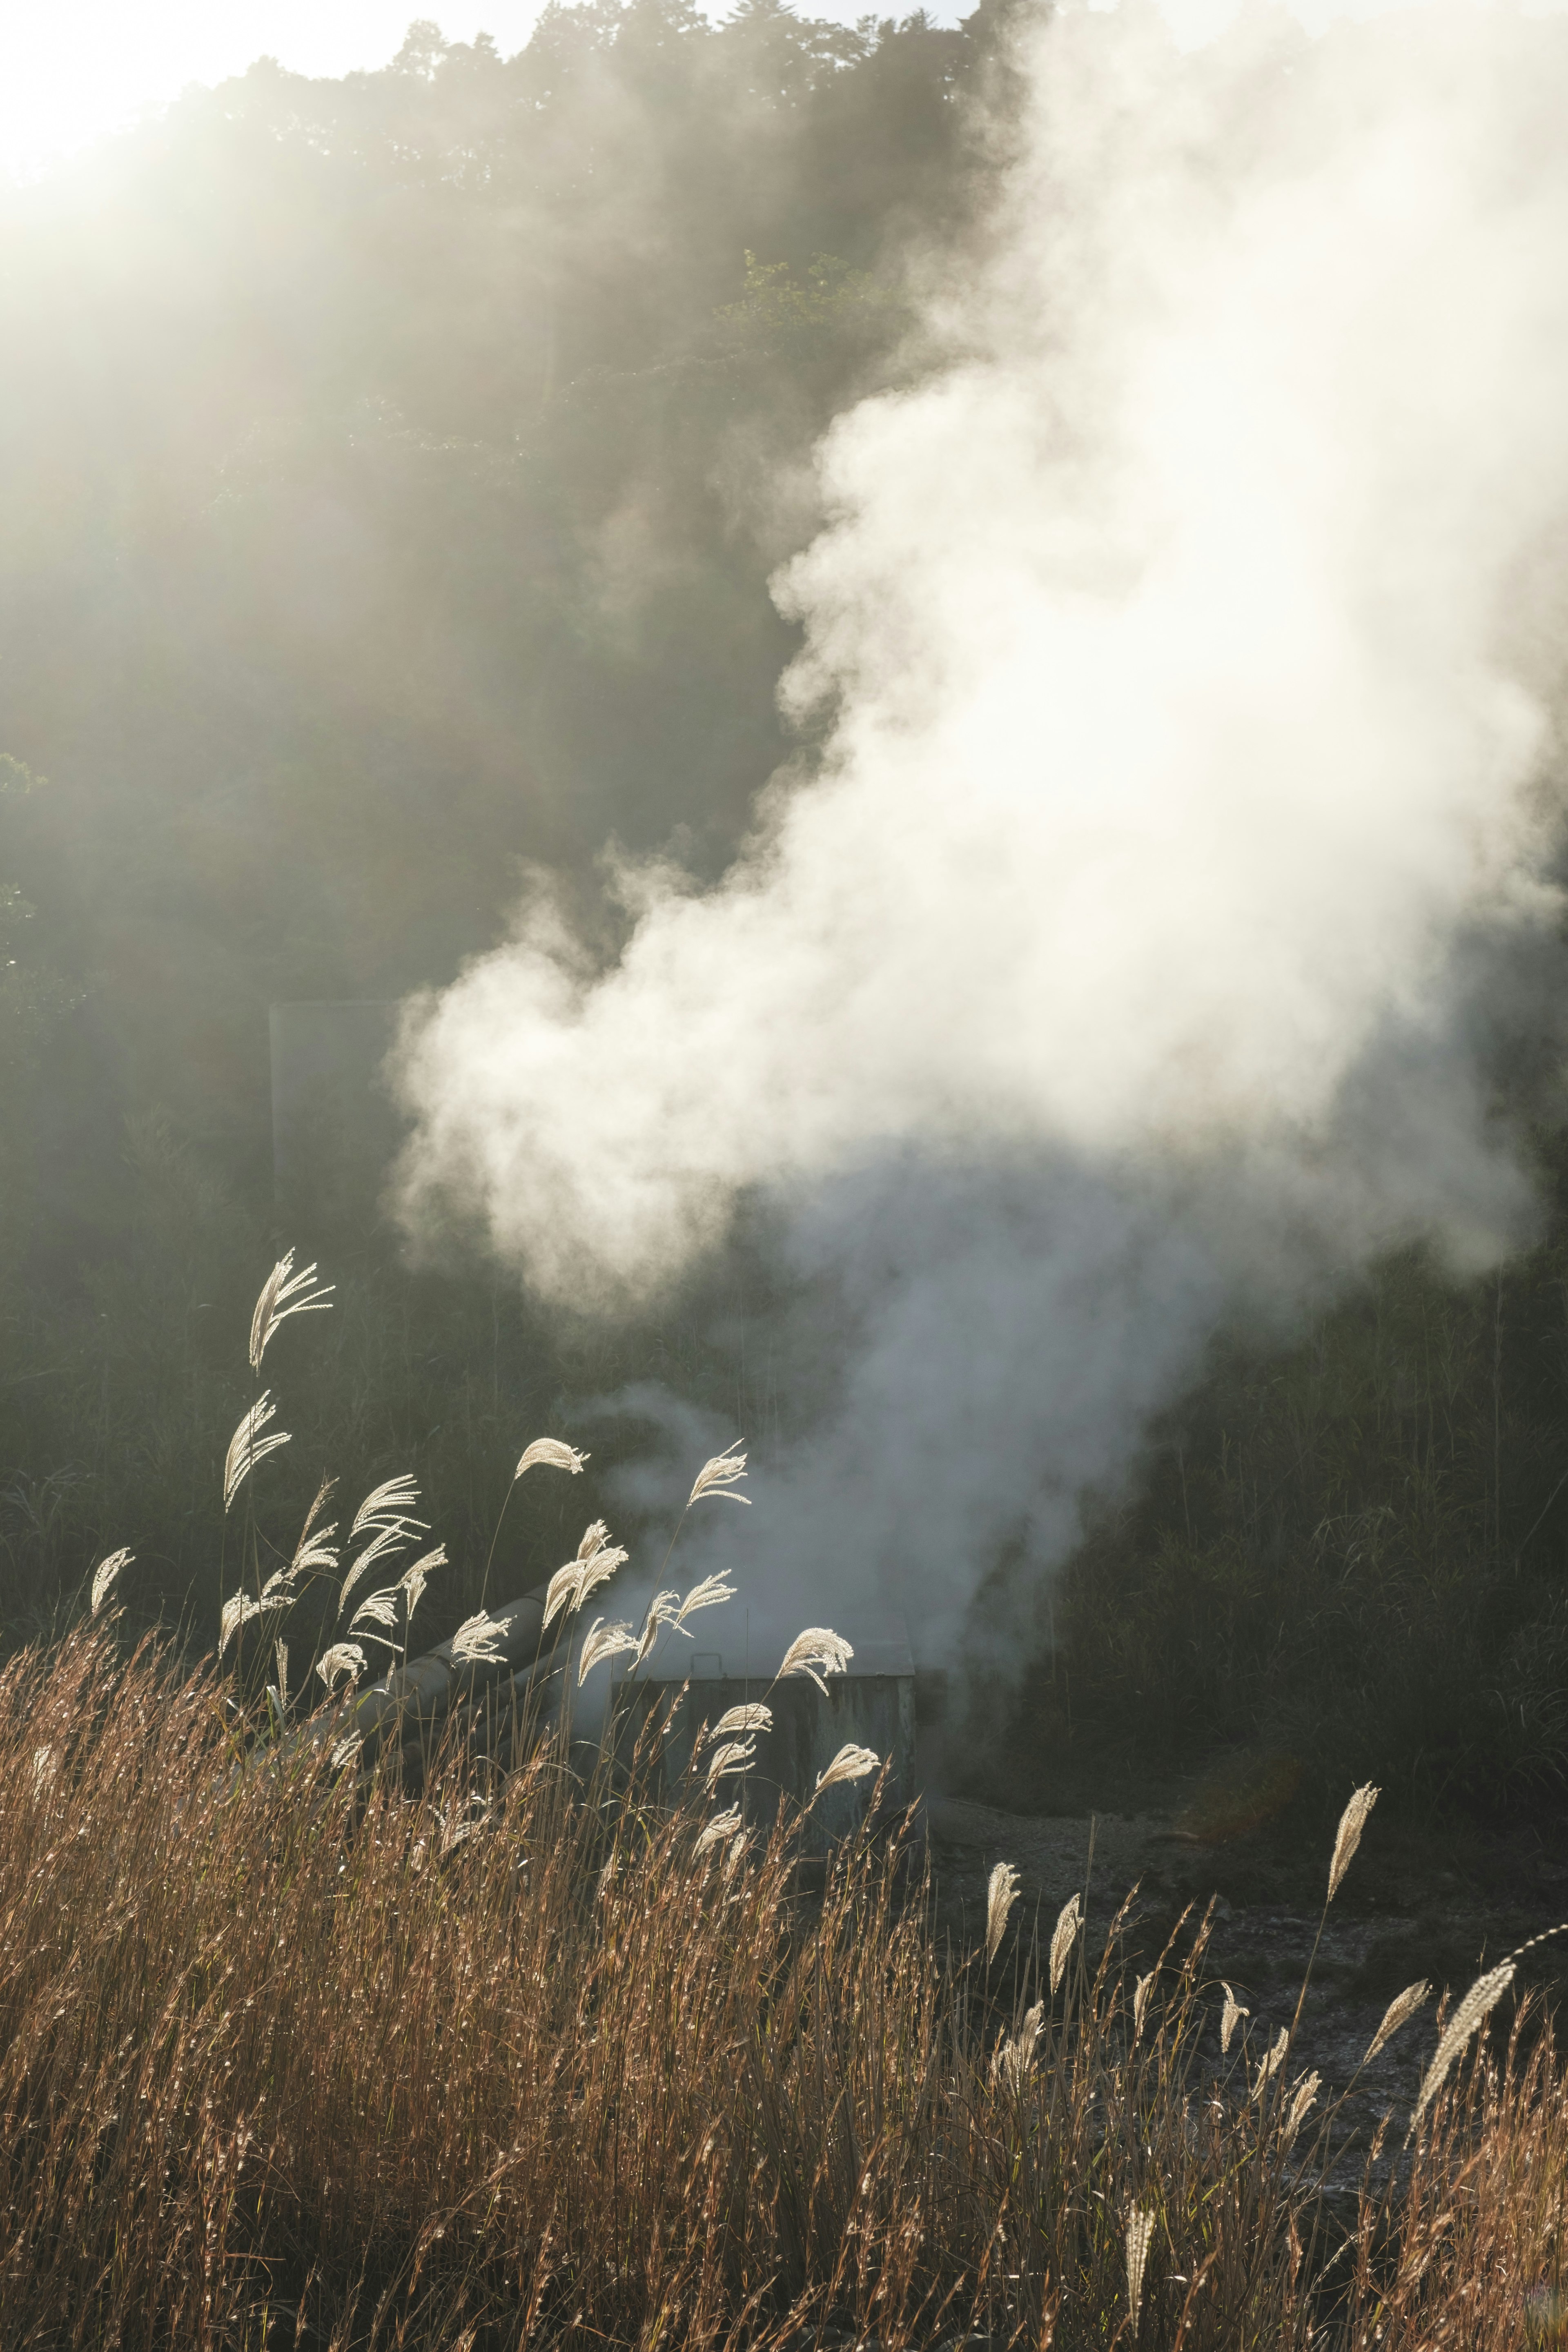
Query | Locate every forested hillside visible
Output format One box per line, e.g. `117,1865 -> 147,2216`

0,0 -> 993,1178
0,0 -> 1002,1645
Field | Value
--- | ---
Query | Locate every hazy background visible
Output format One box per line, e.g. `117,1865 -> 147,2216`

5,0 -> 1568,1830
391,0 -> 1568,1711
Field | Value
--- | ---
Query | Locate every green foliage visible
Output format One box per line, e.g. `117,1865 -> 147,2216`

719,247 -> 901,355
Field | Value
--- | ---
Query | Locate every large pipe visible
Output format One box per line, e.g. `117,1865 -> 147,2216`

292,1582 -> 570,1779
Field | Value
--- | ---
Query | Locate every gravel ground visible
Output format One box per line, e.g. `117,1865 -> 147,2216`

923,1785 -> 1568,2196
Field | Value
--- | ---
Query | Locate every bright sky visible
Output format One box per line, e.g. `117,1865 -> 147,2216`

0,0 -> 898,180
0,6 -> 520,175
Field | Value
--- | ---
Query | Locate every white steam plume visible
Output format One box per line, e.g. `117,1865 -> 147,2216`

395,4 -> 1568,1666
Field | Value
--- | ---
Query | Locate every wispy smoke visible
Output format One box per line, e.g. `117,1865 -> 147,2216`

394,3 -> 1568,1672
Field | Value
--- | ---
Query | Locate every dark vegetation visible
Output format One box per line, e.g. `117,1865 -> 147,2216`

2,0 -> 1568,1844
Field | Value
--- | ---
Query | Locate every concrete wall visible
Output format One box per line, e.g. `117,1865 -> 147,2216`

627,1613 -> 918,1851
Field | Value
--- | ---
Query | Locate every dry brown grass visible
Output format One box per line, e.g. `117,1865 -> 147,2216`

1345,2003 -> 1568,2350
0,1612 -> 1563,2346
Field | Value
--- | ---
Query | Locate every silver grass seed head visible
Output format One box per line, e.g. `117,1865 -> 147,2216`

695,1803 -> 743,1857
90,1547 -> 133,1615
813,1742 -> 879,1797
1363,1980 -> 1430,2067
577,1617 -> 638,1685
1410,1960 -> 1516,2140
1125,2207 -> 1156,2333
541,1561 -> 579,1630
704,1702 -> 773,1746
777,1626 -> 854,1695
990,1998 -> 1044,2093
543,1542 -> 627,1631
1221,1982 -> 1250,2054
1133,1971 -> 1155,2042
349,1474 -> 423,1544
291,1476 -> 336,1557
339,1518 -> 422,1617
350,1590 -> 400,1637
515,1437 -> 589,1481
634,1594 -> 679,1667
1252,2026 -> 1290,2101
704,1737 -> 757,1791
1283,2069 -> 1321,2143
452,1610 -> 508,1667
249,1249 -> 334,1373
292,1527 -> 340,1580
673,1572 -> 737,1630
317,1642 -> 367,1690
223,1393 -> 292,1512
687,1443 -> 751,1507
986,1861 -> 1021,1965
220,1584 -> 290,1657
580,1544 -> 627,1606
1049,1893 -> 1082,1996
1328,1782 -> 1379,1904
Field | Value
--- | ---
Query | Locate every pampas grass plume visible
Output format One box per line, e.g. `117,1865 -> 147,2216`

695,1803 -> 742,1857
1125,2205 -> 1154,2333
1364,1980 -> 1430,2066
1252,2027 -> 1289,2101
1328,1782 -> 1379,1904
704,1738 -> 756,1791
89,1547 -> 132,1615
704,1703 -> 773,1744
577,1618 -> 637,1685
1410,1960 -> 1516,2138
686,1444 -> 750,1506
986,1862 -> 1020,1965
514,1438 -> 589,1480
673,1574 -> 737,1630
1133,1971 -> 1154,2042
317,1642 -> 366,1689
990,1999 -> 1044,2092
248,1249 -> 334,1372
223,1394 -> 291,1512
813,1743 -> 879,1796
1221,1982 -> 1249,2055
776,1627 -> 853,1695
1049,1893 -> 1082,1995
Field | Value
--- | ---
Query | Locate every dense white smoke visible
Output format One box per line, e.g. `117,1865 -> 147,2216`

394,2 -> 1568,1672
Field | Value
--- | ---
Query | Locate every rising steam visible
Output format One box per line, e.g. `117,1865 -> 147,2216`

394,2 -> 1568,1666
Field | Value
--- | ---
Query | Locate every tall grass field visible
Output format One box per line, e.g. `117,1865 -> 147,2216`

1,1252 -> 1564,2350
0,1617 -> 1565,2349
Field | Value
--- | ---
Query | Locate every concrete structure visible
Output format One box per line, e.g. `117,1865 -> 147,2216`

627,1612 -> 918,1850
